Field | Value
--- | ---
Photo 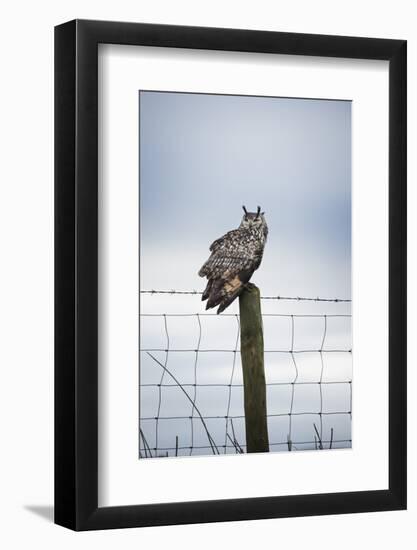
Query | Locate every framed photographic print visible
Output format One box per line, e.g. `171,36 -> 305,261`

55,20 -> 406,530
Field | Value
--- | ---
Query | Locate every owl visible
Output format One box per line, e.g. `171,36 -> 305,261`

198,206 -> 268,314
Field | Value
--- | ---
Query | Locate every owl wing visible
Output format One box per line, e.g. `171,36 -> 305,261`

209,230 -> 239,252
198,230 -> 253,278
198,229 -> 263,313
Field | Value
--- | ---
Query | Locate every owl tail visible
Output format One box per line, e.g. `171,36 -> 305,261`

204,279 -> 224,310
216,288 -> 242,314
201,279 -> 213,301
204,276 -> 244,314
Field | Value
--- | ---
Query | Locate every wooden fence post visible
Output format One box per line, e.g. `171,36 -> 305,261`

239,284 -> 269,453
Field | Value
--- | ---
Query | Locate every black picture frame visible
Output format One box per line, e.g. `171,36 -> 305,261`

55,19 -> 407,531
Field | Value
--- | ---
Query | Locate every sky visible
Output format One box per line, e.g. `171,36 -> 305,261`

139,91 -> 352,458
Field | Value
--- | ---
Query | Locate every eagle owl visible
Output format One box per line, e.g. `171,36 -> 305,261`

198,206 -> 268,314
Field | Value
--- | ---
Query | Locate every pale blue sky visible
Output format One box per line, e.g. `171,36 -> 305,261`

140,91 -> 351,299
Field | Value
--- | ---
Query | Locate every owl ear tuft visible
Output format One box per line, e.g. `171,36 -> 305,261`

255,206 -> 261,219
242,205 -> 248,215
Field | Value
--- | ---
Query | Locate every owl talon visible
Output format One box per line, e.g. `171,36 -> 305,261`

243,282 -> 256,292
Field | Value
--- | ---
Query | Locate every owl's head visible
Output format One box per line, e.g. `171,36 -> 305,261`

240,205 -> 267,231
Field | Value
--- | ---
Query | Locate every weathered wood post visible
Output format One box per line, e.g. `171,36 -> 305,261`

239,284 -> 269,453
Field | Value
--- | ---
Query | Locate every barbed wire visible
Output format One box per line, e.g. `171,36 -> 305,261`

139,298 -> 352,458
140,289 -> 351,303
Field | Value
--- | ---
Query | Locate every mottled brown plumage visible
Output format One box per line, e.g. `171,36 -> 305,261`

198,206 -> 268,313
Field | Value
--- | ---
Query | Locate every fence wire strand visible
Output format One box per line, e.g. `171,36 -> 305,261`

140,290 -> 352,458
140,289 -> 351,303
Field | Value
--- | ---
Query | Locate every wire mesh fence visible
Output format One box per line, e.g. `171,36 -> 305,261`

139,290 -> 352,458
